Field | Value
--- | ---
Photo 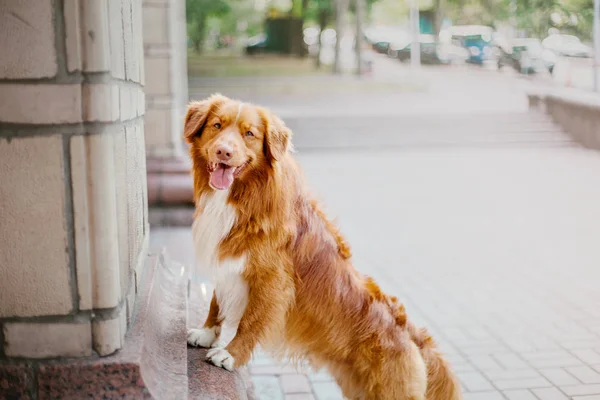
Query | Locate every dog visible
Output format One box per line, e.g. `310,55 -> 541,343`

185,94 -> 462,400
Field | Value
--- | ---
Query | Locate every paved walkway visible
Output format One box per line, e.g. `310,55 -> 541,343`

153,62 -> 600,399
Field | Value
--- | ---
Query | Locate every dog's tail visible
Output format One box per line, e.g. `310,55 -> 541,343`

407,323 -> 462,400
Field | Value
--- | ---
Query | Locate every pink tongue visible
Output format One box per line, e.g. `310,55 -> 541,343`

210,165 -> 235,190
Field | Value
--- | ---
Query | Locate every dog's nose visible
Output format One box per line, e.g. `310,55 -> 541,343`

215,144 -> 233,161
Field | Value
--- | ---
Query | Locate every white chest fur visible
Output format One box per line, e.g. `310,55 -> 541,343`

192,190 -> 248,326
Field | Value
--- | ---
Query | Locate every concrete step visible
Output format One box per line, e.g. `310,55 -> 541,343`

286,113 -> 572,151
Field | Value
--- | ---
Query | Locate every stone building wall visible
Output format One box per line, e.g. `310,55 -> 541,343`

0,0 -> 148,359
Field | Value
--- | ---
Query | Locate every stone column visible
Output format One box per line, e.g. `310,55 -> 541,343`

143,0 -> 188,158
0,0 -> 147,362
143,0 -> 195,215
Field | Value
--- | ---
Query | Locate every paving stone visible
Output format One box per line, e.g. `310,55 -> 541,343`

251,364 -> 300,375
311,381 -> 344,400
572,350 -> 600,365
463,391 -> 504,400
252,376 -> 284,400
493,377 -> 552,390
503,389 -> 537,400
280,374 -> 311,394
285,394 -> 316,400
531,387 -> 569,399
458,371 -> 495,392
561,384 -> 600,397
539,368 -> 580,386
307,370 -> 335,383
566,366 -> 600,384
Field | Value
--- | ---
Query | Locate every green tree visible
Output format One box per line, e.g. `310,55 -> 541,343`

187,0 -> 231,53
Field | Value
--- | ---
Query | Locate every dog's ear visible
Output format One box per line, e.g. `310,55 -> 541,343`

183,94 -> 226,142
264,111 -> 292,163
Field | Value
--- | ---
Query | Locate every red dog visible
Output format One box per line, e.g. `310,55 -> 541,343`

186,94 -> 462,400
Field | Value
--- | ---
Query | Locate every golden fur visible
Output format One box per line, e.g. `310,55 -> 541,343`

185,94 -> 462,400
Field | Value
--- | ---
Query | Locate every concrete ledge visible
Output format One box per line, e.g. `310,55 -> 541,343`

527,87 -> 600,149
0,253 -> 188,399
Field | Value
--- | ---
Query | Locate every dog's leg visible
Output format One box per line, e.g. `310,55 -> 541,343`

188,290 -> 222,348
206,269 -> 291,371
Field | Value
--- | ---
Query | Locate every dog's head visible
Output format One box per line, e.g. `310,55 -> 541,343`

184,94 -> 292,191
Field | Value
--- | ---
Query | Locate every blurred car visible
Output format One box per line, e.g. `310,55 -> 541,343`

542,34 -> 592,58
388,35 -> 468,65
450,25 -> 495,65
497,38 -> 556,74
245,34 -> 267,55
372,41 -> 391,54
365,27 -> 408,55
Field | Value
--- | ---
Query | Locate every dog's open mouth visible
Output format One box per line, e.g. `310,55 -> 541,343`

207,162 -> 247,190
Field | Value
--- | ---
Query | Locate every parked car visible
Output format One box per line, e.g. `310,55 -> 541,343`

245,34 -> 267,55
542,34 -> 592,58
450,25 -> 495,65
388,35 -> 468,65
372,41 -> 391,54
497,38 -> 556,74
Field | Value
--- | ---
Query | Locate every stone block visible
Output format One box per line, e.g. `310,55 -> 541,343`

81,0 -> 110,72
64,0 -> 82,72
71,133 -> 121,309
142,5 -> 169,45
4,322 -> 92,358
82,84 -> 119,122
107,0 -> 125,79
92,309 -> 126,356
125,123 -> 148,265
122,0 -> 139,82
113,130 -> 131,298
0,364 -> 34,399
0,84 -> 82,124
119,86 -> 133,121
70,136 -> 93,311
144,57 -> 171,95
0,136 -> 72,317
0,0 -> 57,78
112,85 -> 121,121
138,90 -> 146,117
132,0 -> 144,84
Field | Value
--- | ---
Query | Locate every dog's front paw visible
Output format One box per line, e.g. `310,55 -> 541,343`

187,327 -> 217,348
206,348 -> 235,371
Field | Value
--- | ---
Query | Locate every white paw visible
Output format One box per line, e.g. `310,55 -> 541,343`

206,348 -> 235,371
187,327 -> 217,348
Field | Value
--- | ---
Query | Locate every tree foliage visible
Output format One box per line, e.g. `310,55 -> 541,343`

186,0 -> 231,52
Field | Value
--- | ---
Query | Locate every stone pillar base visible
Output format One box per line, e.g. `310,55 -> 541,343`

0,253 -> 188,399
147,156 -> 196,227
147,156 -> 194,206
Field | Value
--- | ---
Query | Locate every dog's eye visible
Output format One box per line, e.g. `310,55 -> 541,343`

213,123 -> 221,129
245,131 -> 254,137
